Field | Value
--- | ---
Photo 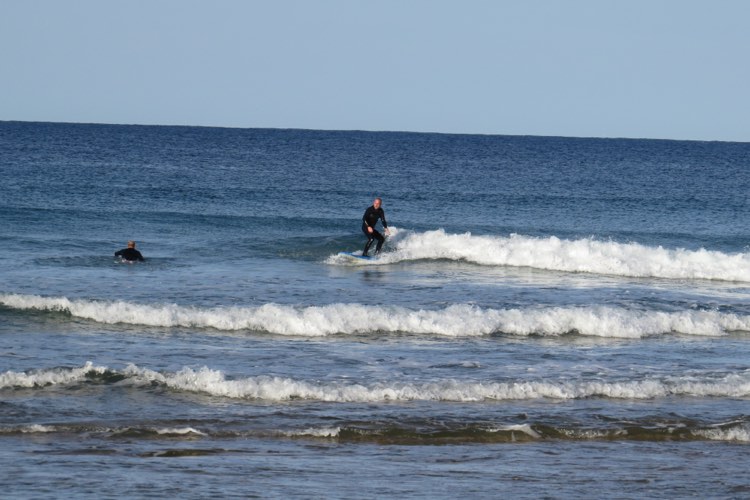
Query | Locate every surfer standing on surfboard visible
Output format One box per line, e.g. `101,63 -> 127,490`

362,197 -> 390,256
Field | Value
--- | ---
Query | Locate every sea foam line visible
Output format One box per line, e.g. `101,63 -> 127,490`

330,229 -> 750,282
125,365 -> 750,401
1,292 -> 749,338
693,425 -> 750,443
0,361 -> 108,388
3,363 -> 750,402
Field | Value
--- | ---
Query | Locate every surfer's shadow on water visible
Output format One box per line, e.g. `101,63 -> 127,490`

325,265 -> 390,283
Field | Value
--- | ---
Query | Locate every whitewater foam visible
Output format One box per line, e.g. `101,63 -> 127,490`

6,363 -> 750,402
284,427 -> 342,438
330,229 -> 750,282
154,427 -> 207,436
0,361 -> 107,388
121,366 -> 750,401
2,293 -> 749,338
693,425 -> 750,442
20,424 -> 56,434
488,424 -> 541,439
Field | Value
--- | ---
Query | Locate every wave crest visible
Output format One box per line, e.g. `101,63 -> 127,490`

2,293 -> 749,338
4,363 -> 750,402
0,361 -> 107,388
331,229 -> 750,281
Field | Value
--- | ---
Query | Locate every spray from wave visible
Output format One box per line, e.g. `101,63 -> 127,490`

329,229 -> 750,281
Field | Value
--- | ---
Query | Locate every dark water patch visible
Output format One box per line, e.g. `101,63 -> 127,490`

332,421 -> 750,445
110,427 -> 206,440
139,448 -> 229,458
37,448 -> 120,456
83,370 -> 129,384
2,414 -> 748,447
338,425 -> 539,444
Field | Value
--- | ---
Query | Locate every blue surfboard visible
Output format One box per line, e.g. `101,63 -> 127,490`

338,251 -> 375,261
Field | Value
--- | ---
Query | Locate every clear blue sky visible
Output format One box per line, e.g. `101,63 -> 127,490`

2,0 -> 748,141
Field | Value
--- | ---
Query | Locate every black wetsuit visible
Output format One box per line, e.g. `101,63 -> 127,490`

362,206 -> 388,256
115,248 -> 145,262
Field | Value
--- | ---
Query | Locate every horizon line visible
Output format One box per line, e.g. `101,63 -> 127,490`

1,119 -> 745,145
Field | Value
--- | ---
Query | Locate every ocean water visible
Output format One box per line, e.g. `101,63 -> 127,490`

1,121 -> 750,498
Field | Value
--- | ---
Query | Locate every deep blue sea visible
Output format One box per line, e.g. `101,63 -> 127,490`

2,121 -> 750,498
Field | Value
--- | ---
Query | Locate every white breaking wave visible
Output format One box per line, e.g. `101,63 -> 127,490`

2,292 -> 749,338
0,424 -> 58,435
18,424 -> 57,434
128,365 -> 750,401
330,229 -> 750,282
4,363 -> 750,402
487,424 -> 541,439
693,425 -> 750,442
283,427 -> 342,438
154,427 -> 206,436
0,361 -> 108,388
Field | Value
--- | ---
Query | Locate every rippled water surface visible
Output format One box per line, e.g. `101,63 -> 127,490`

1,122 -> 749,497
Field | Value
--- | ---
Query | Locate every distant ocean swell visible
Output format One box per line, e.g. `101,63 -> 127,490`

2,293 -> 749,337
331,229 -> 750,281
3,362 -> 750,402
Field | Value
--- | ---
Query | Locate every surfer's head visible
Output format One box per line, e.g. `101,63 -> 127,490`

127,240 -> 136,248
373,198 -> 382,209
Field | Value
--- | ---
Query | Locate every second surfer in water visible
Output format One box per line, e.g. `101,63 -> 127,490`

362,197 -> 390,256
115,240 -> 145,262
